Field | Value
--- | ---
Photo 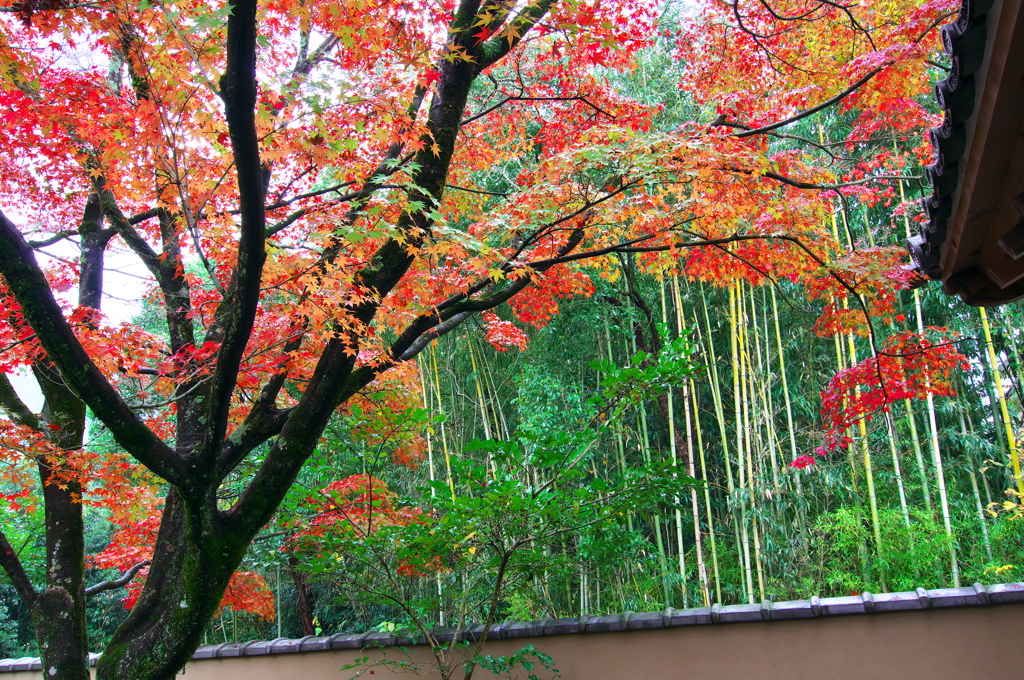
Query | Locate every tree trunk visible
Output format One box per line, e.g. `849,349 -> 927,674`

32,471 -> 89,680
96,491 -> 244,680
289,556 -> 318,637
20,198 -> 112,680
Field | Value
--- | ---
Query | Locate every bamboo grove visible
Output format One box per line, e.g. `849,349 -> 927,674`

405,268 -> 1024,610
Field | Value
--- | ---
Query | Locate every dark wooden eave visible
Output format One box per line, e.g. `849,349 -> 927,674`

908,0 -> 1024,306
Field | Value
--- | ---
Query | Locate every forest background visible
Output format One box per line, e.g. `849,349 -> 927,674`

1,0 -> 1022,676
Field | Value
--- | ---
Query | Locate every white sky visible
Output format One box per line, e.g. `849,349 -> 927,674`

7,243 -> 149,414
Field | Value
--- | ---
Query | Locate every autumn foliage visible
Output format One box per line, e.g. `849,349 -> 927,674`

286,475 -> 424,547
809,331 -> 970,463
90,514 -> 275,620
0,0 -> 966,677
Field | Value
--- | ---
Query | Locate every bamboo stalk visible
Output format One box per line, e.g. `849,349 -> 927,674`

913,292 -> 959,586
739,290 -> 765,601
884,410 -> 911,529
826,186 -> 861,495
635,343 -> 671,607
898,174 -> 958,582
959,409 -> 994,561
700,284 -> 742,602
690,372 -> 721,603
468,340 -> 492,441
836,204 -> 886,587
980,306 -> 1024,495
904,398 -> 934,513
661,281 -> 688,606
701,285 -> 737,496
480,342 -> 511,439
753,288 -> 781,492
964,405 -> 995,506
419,357 -> 437,489
674,276 -> 710,606
770,286 -> 799,465
734,280 -> 756,604
422,348 -> 448,626
430,344 -> 456,499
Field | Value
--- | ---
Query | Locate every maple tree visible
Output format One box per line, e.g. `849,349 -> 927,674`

0,0 -> 960,678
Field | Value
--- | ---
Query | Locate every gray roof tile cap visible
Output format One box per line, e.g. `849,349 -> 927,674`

462,624 -> 489,642
395,633 -> 422,646
625,611 -> 665,630
543,617 -> 580,635
242,639 -> 279,655
770,600 -> 814,620
820,595 -> 866,616
986,582 -> 1024,603
299,636 -> 331,652
584,613 -> 626,633
717,603 -> 762,623
872,591 -> 922,613
361,631 -> 397,647
485,621 -> 509,640
504,621 -> 539,639
10,658 -> 40,672
270,635 -> 311,653
192,644 -> 217,660
928,586 -> 979,607
669,605 -> 712,625
327,633 -> 366,650
214,641 -> 247,657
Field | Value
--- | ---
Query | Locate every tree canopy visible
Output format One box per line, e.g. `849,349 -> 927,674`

0,1 -> 970,679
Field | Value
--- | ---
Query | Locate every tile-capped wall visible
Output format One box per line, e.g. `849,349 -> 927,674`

5,583 -> 1021,671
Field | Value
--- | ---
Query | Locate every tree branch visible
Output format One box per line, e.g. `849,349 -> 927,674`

760,170 -> 920,191
203,0 -> 268,462
99,192 -> 163,277
732,65 -> 888,138
477,0 -> 558,70
26,230 -> 76,248
0,529 -> 37,607
86,559 -> 151,596
0,372 -> 39,429
389,228 -> 588,365
0,209 -> 187,486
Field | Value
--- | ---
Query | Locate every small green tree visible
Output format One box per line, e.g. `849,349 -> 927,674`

292,342 -> 699,680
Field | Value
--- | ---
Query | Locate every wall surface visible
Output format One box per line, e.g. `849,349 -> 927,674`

5,602 -> 1020,680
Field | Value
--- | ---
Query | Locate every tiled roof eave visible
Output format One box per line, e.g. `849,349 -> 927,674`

908,0 -> 997,280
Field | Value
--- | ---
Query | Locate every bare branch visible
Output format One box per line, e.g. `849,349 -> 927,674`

0,530 -> 37,607
731,65 -> 888,139
27,230 -> 76,248
86,559 -> 151,596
